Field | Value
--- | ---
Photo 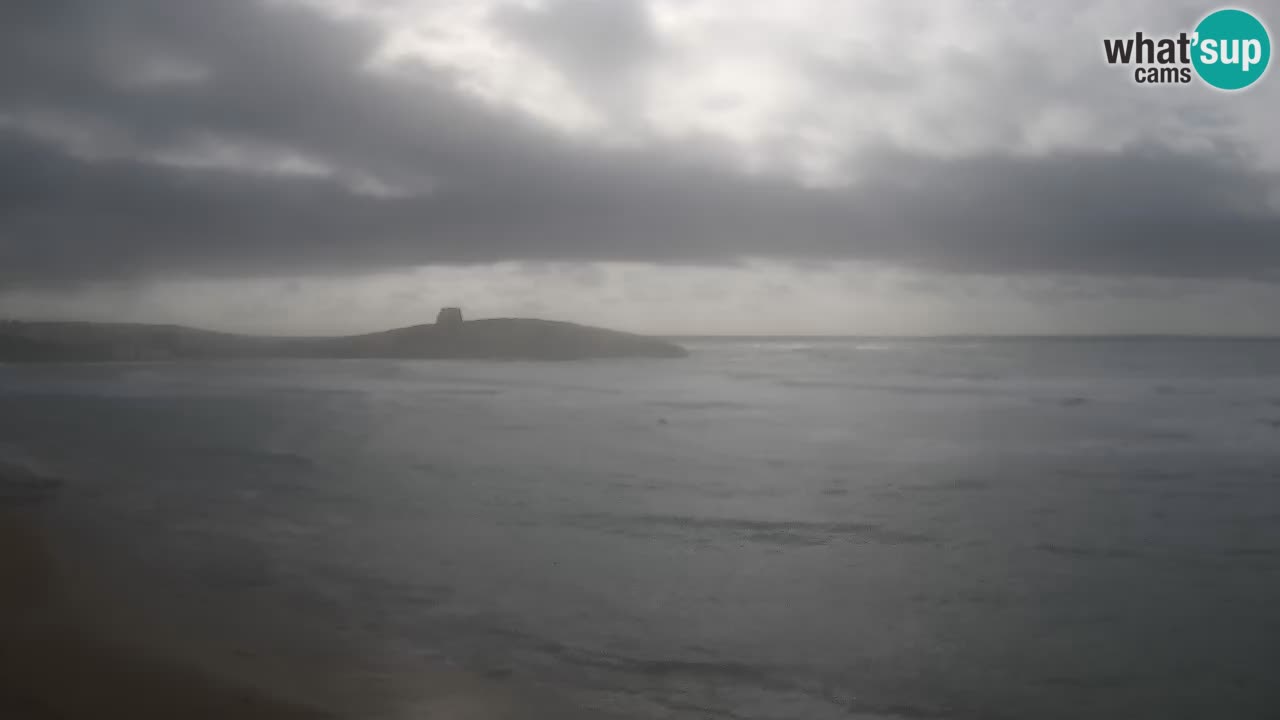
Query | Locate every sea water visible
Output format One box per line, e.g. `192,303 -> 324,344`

2,338 -> 1279,719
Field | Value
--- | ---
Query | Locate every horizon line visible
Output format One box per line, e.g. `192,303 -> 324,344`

5,318 -> 1279,341
664,332 -> 1280,340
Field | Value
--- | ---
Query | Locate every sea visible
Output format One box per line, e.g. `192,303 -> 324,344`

2,337 -> 1279,719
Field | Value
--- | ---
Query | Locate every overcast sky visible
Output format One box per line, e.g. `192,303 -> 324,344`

2,0 -> 1279,334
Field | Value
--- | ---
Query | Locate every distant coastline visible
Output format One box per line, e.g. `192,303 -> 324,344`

0,311 -> 687,362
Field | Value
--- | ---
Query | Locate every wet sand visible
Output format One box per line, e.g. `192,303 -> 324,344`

0,462 -> 614,720
0,509 -> 337,719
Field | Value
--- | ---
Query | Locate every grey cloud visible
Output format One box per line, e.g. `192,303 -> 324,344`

491,0 -> 659,121
492,0 -> 657,85
2,0 -> 1279,292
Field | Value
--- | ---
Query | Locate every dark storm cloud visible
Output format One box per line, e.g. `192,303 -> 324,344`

2,0 -> 1279,291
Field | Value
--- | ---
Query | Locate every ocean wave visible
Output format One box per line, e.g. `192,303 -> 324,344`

723,371 -> 781,381
648,400 -> 751,411
189,446 -> 315,470
1035,542 -> 1139,559
777,378 -> 1005,398
476,626 -> 951,720
565,512 -> 934,547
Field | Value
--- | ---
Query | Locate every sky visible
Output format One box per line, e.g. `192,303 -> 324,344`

2,0 -> 1279,335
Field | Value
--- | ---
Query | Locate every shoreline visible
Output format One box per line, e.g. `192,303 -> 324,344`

1,499 -> 340,717
0,507 -> 334,719
0,458 -> 621,720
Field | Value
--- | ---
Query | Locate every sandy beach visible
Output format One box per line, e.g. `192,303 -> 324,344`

0,459 -> 618,720
0,508 -> 337,719
0,499 -> 346,719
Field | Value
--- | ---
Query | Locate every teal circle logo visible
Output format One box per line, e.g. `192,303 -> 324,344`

1192,8 -> 1270,90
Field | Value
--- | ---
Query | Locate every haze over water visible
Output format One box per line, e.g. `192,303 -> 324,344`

3,337 -> 1280,719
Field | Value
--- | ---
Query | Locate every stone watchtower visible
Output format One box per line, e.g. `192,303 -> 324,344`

436,307 -> 463,329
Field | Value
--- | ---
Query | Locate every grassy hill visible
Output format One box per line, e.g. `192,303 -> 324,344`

0,318 -> 687,362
